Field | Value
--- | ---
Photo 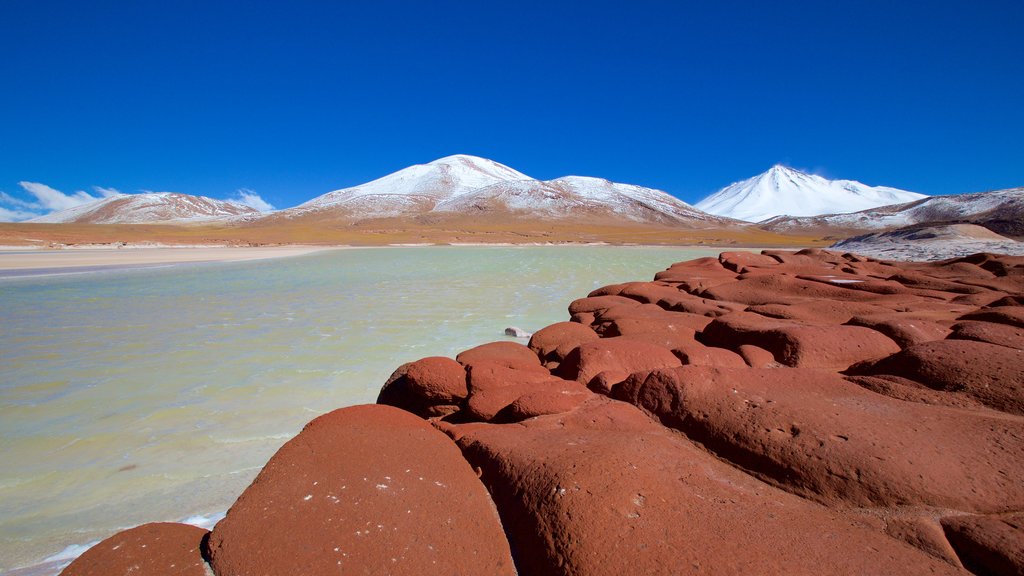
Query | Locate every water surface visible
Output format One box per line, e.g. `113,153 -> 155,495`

0,246 -> 728,573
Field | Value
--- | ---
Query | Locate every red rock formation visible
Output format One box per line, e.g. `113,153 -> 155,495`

83,249 -> 1024,575
438,398 -> 959,575
205,405 -> 514,575
60,522 -> 209,576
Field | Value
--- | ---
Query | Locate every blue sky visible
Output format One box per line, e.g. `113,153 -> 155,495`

1,0 -> 1021,220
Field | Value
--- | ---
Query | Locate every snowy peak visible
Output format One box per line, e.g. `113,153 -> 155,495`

29,192 -> 261,224
295,155 -> 533,216
696,165 -> 927,222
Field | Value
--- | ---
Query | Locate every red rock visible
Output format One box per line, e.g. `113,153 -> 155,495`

439,399 -> 959,576
206,405 -> 514,576
653,259 -> 738,292
718,250 -> 780,273
672,341 -> 747,367
570,311 -> 596,325
949,320 -> 1024,350
844,374 -> 994,411
748,300 -> 892,324
941,512 -> 1024,576
701,274 -> 881,305
464,363 -> 566,421
614,366 -> 1024,512
613,281 -> 689,306
959,305 -> 1024,328
736,344 -> 777,368
854,339 -> 1024,415
659,294 -> 742,317
498,384 -> 592,422
846,315 -> 952,348
700,312 -> 901,370
60,523 -> 208,576
556,337 -> 681,388
377,356 -> 467,417
885,272 -> 987,295
884,517 -> 963,568
567,294 -> 639,315
528,321 -> 600,363
456,341 -> 546,372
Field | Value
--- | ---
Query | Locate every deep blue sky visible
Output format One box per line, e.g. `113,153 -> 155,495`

1,0 -> 1022,216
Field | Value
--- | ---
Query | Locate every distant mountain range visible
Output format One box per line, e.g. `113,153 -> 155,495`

694,164 -> 927,222
30,192 -> 260,224
276,155 -> 728,227
762,187 -> 1024,239
25,157 -> 1021,240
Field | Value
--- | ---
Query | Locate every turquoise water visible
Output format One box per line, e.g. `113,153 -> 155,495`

0,246 -> 727,574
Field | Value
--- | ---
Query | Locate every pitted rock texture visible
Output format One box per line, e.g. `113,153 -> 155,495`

60,522 -> 209,576
205,405 -> 514,575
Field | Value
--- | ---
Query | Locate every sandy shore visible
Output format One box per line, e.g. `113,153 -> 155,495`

0,245 -> 332,276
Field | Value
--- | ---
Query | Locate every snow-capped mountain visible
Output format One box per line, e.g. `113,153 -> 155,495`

280,154 -> 726,226
29,192 -> 261,224
695,165 -> 927,222
763,187 -> 1024,238
289,155 -> 534,218
434,175 -> 721,224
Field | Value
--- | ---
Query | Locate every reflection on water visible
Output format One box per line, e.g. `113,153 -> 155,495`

0,245 -> 725,573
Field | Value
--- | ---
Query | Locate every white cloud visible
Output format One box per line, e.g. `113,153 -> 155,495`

18,181 -> 100,211
230,188 -> 275,212
0,205 -> 42,222
0,190 -> 41,210
93,186 -> 124,198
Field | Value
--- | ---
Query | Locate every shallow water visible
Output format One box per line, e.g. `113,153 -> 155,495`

0,245 -> 727,573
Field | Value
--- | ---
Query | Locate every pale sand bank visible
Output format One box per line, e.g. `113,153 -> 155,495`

0,245 -> 332,275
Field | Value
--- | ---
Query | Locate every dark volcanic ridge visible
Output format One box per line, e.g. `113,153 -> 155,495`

62,249 -> 1024,576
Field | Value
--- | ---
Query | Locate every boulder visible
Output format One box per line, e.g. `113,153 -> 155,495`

567,295 -> 639,315
959,306 -> 1024,328
206,405 -> 515,576
853,339 -> 1024,415
613,366 -> 1024,512
439,399 -> 959,576
701,274 -> 881,305
456,341 -> 547,372
846,315 -> 952,348
948,320 -> 1024,350
377,356 -> 467,417
672,341 -> 747,367
528,321 -> 600,363
700,312 -> 901,370
464,363 -> 588,423
60,523 -> 209,576
556,337 -> 681,388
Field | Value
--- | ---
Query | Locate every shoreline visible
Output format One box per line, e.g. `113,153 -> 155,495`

0,245 -> 335,276
0,243 -> 805,276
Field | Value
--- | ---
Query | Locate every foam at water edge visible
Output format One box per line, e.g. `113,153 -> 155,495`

12,511 -> 227,576
182,510 -> 227,530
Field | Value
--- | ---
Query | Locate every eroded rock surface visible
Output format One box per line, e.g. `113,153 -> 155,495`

205,405 -> 514,575
60,522 -> 209,576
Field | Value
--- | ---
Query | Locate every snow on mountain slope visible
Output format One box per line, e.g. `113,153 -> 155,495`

281,155 -> 731,226
290,155 -> 534,218
762,187 -> 1024,238
29,192 -> 261,224
435,176 -> 724,224
696,165 -> 926,222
